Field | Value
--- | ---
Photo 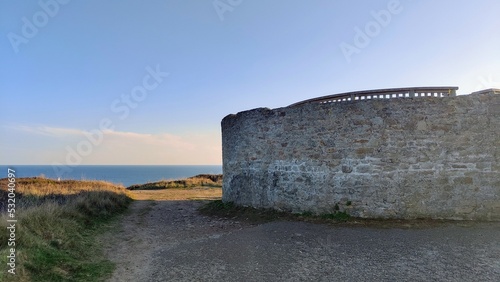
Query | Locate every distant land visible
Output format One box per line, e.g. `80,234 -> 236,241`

127,174 -> 223,190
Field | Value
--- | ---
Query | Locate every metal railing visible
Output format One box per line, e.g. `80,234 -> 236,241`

471,88 -> 500,95
289,86 -> 459,107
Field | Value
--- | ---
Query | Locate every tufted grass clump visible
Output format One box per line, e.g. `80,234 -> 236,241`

0,177 -> 132,282
320,212 -> 350,221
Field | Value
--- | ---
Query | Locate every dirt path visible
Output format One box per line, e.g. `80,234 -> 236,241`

102,189 -> 251,281
102,189 -> 500,282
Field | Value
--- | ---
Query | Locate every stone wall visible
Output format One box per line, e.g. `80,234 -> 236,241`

221,91 -> 500,220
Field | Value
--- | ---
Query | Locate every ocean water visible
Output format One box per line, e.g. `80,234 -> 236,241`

0,165 -> 222,187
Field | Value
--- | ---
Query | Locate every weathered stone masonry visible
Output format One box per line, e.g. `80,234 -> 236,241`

221,90 -> 500,220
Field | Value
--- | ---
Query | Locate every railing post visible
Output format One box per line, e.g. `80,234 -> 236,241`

288,86 -> 459,107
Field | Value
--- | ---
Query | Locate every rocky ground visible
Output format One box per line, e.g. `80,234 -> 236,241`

101,189 -> 500,282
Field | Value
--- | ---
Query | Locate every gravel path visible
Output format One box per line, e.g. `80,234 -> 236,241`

103,193 -> 500,282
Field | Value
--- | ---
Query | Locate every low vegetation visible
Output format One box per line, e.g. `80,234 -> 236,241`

127,174 -> 223,190
0,177 -> 132,282
199,200 -> 456,228
199,200 -> 351,224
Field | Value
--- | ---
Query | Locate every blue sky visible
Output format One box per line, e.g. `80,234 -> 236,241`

1,0 -> 499,165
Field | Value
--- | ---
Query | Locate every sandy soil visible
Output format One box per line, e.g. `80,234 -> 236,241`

101,188 -> 500,282
128,187 -> 222,201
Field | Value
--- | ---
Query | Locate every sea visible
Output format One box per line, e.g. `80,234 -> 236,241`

0,165 -> 222,188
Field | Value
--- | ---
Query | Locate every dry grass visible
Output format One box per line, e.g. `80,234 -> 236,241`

0,177 -> 131,282
130,188 -> 222,201
0,177 -> 128,196
127,174 -> 222,190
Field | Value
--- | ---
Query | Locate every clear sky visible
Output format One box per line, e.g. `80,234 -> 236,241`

1,0 -> 499,165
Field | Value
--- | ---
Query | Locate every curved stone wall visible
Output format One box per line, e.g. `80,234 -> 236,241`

221,91 -> 500,220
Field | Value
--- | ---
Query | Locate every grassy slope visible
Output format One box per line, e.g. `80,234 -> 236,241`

127,174 -> 223,190
0,177 -> 132,282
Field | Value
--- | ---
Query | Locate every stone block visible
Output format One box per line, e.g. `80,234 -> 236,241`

222,91 -> 500,221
